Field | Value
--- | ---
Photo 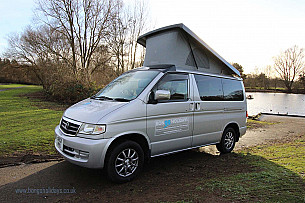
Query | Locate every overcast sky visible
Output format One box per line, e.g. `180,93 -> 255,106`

1,0 -> 305,73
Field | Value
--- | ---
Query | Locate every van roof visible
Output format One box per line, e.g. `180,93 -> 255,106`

137,23 -> 240,77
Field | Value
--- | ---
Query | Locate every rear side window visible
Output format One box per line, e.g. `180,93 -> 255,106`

222,79 -> 244,101
194,75 -> 223,101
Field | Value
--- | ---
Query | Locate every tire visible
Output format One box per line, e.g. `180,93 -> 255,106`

106,140 -> 144,183
216,127 -> 236,154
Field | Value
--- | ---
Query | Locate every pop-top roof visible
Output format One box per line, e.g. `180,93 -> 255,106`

137,23 -> 240,77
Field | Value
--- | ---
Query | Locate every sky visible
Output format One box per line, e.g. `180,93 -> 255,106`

0,0 -> 36,51
1,0 -> 305,74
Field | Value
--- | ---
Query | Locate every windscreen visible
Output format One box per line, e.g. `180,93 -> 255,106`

94,70 -> 160,101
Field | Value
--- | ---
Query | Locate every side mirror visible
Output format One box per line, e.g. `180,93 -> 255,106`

155,90 -> 170,100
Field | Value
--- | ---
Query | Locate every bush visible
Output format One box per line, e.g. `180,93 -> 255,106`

47,80 -> 100,104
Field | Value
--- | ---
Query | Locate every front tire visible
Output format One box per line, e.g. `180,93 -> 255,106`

216,127 -> 236,153
106,140 -> 144,183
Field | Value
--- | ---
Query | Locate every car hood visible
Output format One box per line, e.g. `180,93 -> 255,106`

63,98 -> 128,124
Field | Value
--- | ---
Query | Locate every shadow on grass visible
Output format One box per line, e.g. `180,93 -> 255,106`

203,153 -> 305,202
1,150 -> 304,202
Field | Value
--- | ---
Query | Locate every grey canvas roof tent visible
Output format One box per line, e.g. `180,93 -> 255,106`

137,23 -> 240,77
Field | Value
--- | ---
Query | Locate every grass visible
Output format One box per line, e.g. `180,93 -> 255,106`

246,118 -> 275,129
200,135 -> 305,202
247,137 -> 305,178
0,84 -> 63,156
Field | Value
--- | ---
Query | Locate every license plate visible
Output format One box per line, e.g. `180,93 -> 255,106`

56,136 -> 63,151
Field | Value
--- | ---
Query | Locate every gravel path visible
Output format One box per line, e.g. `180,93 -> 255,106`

0,86 -> 26,92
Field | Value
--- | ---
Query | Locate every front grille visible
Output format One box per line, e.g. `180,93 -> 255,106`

60,118 -> 80,136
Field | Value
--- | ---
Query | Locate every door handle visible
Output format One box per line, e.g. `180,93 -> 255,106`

189,103 -> 194,111
195,103 -> 200,111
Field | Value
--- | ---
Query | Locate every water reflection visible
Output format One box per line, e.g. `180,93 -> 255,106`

246,92 -> 305,116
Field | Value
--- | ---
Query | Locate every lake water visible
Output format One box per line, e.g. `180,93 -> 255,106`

246,92 -> 305,116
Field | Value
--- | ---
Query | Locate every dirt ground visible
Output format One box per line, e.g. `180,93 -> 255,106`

0,115 -> 304,202
201,115 -> 305,155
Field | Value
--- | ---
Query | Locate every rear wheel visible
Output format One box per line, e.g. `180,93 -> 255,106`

106,140 -> 144,183
216,127 -> 236,153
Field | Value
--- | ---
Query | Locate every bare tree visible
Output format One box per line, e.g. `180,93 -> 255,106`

5,0 -> 117,95
263,65 -> 280,90
273,45 -> 305,92
299,71 -> 305,89
263,65 -> 273,79
106,0 -> 127,74
5,0 -> 150,102
107,0 -> 149,75
34,0 -> 116,83
5,27 -> 57,89
126,0 -> 149,70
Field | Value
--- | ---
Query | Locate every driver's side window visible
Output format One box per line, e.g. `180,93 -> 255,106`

153,73 -> 188,102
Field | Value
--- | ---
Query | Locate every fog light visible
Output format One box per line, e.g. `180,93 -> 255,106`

79,150 -> 89,158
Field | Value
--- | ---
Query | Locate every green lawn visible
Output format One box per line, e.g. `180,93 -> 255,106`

201,136 -> 305,202
0,84 -> 63,156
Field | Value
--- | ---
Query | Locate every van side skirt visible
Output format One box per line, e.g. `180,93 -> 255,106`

150,142 -> 219,158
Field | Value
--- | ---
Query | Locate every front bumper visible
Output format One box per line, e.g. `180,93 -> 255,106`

54,125 -> 110,168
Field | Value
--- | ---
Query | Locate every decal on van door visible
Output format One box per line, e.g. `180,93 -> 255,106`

155,117 -> 189,136
164,120 -> 171,128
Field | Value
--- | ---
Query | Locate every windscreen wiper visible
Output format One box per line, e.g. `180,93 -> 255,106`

113,98 -> 131,102
91,96 -> 114,101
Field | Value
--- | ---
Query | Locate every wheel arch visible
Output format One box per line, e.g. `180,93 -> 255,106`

223,122 -> 241,142
103,133 -> 151,167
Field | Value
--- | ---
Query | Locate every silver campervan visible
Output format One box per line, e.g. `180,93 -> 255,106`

55,24 -> 247,182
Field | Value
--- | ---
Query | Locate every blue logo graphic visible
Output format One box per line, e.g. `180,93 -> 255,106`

164,120 -> 171,128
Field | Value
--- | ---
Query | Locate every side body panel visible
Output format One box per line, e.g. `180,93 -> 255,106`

222,80 -> 247,135
190,74 -> 224,147
147,102 -> 194,155
146,74 -> 194,156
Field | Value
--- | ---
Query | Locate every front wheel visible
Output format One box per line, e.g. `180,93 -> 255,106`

106,140 -> 144,183
216,127 -> 236,153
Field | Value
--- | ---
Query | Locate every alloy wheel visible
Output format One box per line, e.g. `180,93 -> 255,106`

115,148 -> 139,177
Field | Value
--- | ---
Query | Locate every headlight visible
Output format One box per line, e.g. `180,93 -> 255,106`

78,124 -> 106,135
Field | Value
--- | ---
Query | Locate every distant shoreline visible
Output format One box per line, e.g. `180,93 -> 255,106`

246,88 -> 305,94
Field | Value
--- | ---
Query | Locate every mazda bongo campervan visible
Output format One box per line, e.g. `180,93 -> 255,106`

55,24 -> 247,182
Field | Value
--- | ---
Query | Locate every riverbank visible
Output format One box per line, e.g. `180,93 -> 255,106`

246,88 -> 305,94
